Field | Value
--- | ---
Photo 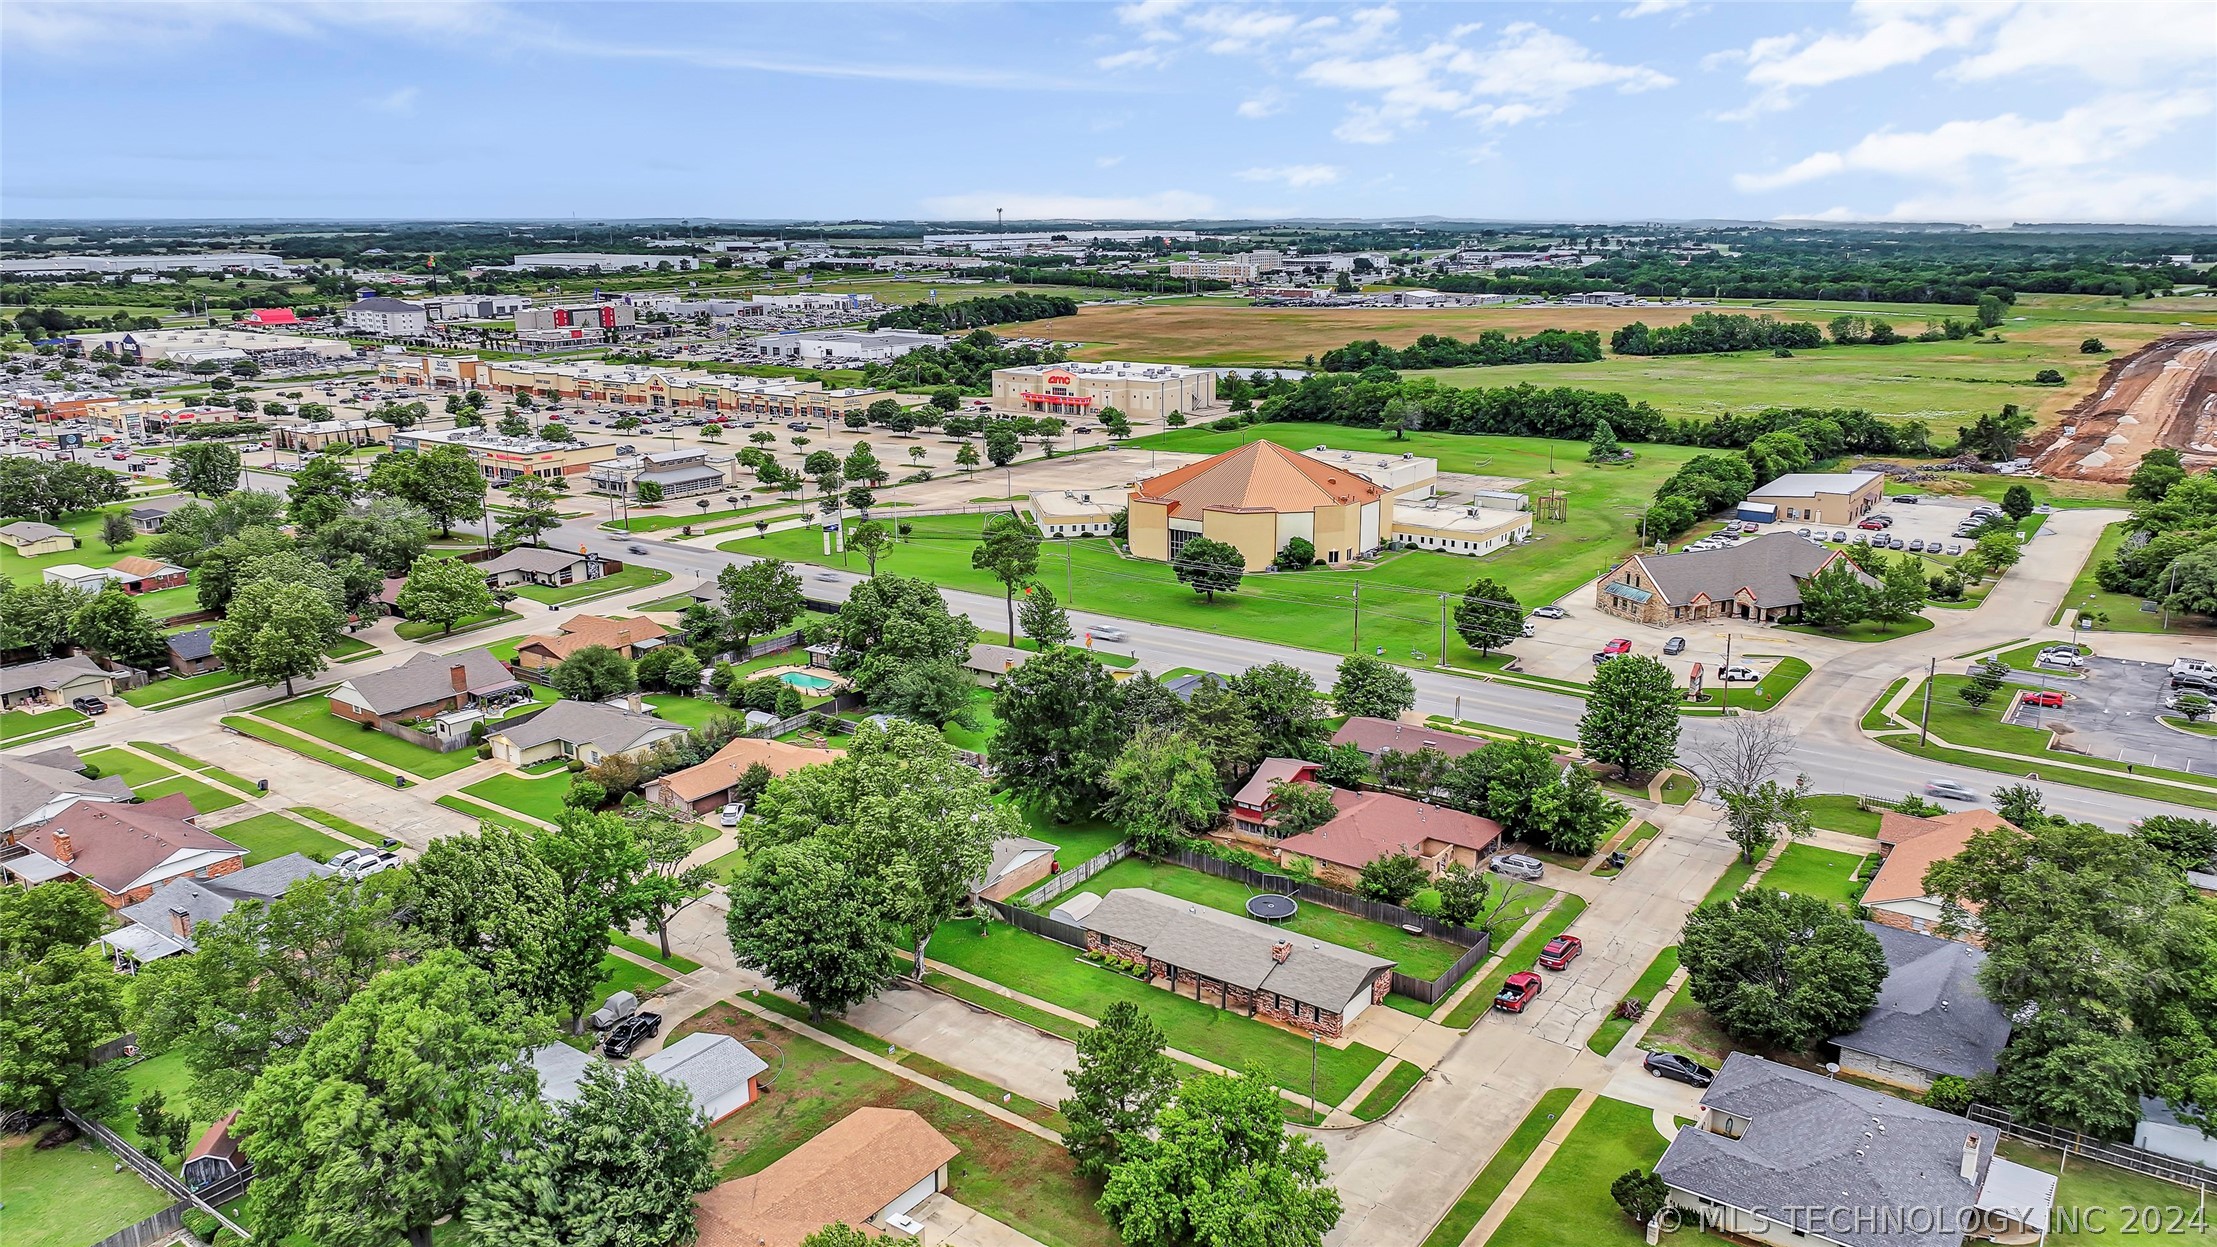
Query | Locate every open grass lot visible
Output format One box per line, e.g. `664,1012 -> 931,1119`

130,741 -> 260,791
1781,614 -> 1937,643
1996,1139 -> 2217,1246
254,694 -> 484,778
1803,794 -> 1884,837
1047,855 -> 1469,981
437,793 -> 536,832
1444,893 -> 1589,1028
1420,1086 -> 1583,1247
0,1131 -> 174,1247
1586,947 -> 1681,1057
1762,844 -> 1872,908
509,563 -> 671,605
78,746 -> 174,789
672,1004 -> 1118,1247
137,772 -> 247,812
928,920 -> 1390,1102
641,693 -> 735,730
119,667 -> 249,706
459,770 -> 575,824
1703,656 -> 1812,712
1,706 -> 88,744
1488,1096 -> 1669,1247
287,805 -> 380,844
396,608 -> 522,641
1010,806 -> 1126,868
2055,521 -> 2214,635
214,811 -> 352,865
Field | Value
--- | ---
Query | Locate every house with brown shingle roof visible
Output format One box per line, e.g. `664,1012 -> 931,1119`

642,736 -> 843,816
693,1107 -> 960,1247
1274,785 -> 1505,891
513,613 -> 670,670
1328,716 -> 1488,763
1127,439 -> 1390,572
1593,533 -> 1873,627
107,555 -> 188,592
4,794 -> 245,907
1864,808 -> 2011,943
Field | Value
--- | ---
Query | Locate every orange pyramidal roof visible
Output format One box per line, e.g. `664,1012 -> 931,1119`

1133,440 -> 1383,515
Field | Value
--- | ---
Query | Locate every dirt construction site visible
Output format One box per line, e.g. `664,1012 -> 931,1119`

2028,333 -> 2217,483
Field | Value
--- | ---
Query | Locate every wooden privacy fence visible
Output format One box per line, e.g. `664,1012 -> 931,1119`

62,1107 -> 254,1241
1015,842 -> 1133,908
982,899 -> 1089,949
1967,1104 -> 2217,1193
88,1202 -> 188,1247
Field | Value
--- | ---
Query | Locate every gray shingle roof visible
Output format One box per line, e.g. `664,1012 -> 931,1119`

117,852 -> 334,952
0,520 -> 69,543
1,753 -> 133,830
494,699 -> 685,756
1081,887 -> 1392,1014
1626,533 -> 1870,609
477,547 -> 589,576
977,835 -> 1055,890
0,656 -> 112,697
1657,1053 -> 1997,1247
1831,923 -> 2011,1081
167,626 -> 218,663
337,648 -> 516,716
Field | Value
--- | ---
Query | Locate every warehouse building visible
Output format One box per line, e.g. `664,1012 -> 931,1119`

747,328 -> 944,364
1744,470 -> 1886,526
1,252 -> 291,277
503,253 -> 698,272
990,360 -> 1218,422
515,302 -> 639,335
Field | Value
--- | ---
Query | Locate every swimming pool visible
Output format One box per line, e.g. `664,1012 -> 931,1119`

779,672 -> 835,692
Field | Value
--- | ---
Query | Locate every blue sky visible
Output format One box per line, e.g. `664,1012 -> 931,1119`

4,1 -> 2212,224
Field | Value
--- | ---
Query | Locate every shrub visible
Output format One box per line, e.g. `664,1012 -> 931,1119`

183,1209 -> 220,1242
1923,1075 -> 1974,1115
1614,997 -> 1647,1021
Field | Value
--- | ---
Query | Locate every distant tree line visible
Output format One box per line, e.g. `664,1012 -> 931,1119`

1611,313 -> 1827,356
1319,329 -> 1603,372
871,292 -> 1077,333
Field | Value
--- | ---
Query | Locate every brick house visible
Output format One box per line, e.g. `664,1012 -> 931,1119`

1830,922 -> 2010,1093
512,613 -> 669,670
642,737 -> 844,817
108,555 -> 189,593
6,795 -> 244,908
1228,757 -> 1322,835
1079,886 -> 1394,1038
1274,789 -> 1504,891
166,626 -> 222,676
1864,808 -> 2009,943
326,648 -> 523,730
1327,716 -> 1488,763
1593,533 -> 1874,627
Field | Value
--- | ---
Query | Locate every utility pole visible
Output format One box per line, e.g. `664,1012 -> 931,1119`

1438,594 -> 1449,668
1351,585 -> 1361,653
1919,655 -> 1937,747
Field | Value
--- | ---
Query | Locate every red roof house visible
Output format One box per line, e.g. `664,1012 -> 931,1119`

240,308 -> 299,326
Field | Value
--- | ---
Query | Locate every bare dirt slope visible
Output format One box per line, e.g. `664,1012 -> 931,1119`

2026,333 -> 2217,483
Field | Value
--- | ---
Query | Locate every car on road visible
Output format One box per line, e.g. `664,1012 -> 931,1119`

1493,972 -> 1544,1014
1091,625 -> 1128,642
1530,605 -> 1568,619
2021,689 -> 2065,708
1491,853 -> 1545,881
1719,665 -> 1760,682
1643,1051 -> 1715,1087
1538,935 -> 1583,970
1925,779 -> 1980,801
70,696 -> 107,715
627,544 -> 646,554
602,1011 -> 663,1059
1662,636 -> 1689,656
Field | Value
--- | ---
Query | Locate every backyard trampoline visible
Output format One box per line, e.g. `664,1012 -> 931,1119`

1246,894 -> 1299,923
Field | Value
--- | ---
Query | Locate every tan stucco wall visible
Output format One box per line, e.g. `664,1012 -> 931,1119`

1127,498 -> 1172,562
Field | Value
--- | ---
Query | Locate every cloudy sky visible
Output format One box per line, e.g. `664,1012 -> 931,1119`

4,0 -> 2212,224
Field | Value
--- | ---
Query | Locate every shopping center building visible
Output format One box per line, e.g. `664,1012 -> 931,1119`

989,361 -> 1219,423
378,354 -> 918,424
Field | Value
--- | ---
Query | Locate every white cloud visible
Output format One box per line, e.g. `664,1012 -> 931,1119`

1303,22 -> 1672,142
1949,1 -> 2217,83
1237,89 -> 1286,118
1715,2 -> 2001,116
1619,0 -> 1688,16
1095,155 -> 1126,168
920,190 -> 1218,220
1096,47 -> 1163,70
368,85 -> 419,115
1236,164 -> 1343,188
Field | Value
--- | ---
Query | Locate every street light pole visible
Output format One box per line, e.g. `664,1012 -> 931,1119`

1919,655 -> 1937,748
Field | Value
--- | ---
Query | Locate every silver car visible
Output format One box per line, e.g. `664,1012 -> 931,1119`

1491,853 -> 1546,881
1924,779 -> 1980,802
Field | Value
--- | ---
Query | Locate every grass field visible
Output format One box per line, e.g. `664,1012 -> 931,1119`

1890,674 -> 2217,802
1762,844 -> 1872,908
2055,521 -> 2214,634
136,772 -> 247,813
396,608 -> 522,641
458,770 -> 575,824
213,811 -> 353,865
592,951 -> 671,1003
253,694 -> 484,778
1803,794 -> 1885,837
0,706 -> 88,744
1997,1138 -> 2217,1246
1420,1086 -> 1583,1247
1444,894 -> 1588,1029
927,920 -> 1390,1101
1486,1096 -> 1669,1247
611,929 -> 703,974
509,563 -> 670,605
436,793 -> 536,833
287,805 -> 381,844
1586,947 -> 1680,1057
118,667 -> 250,707
129,741 -> 260,791
0,1131 -> 175,1247
1351,1060 -> 1427,1122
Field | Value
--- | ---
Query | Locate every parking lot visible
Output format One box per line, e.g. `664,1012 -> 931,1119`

2010,656 -> 2217,774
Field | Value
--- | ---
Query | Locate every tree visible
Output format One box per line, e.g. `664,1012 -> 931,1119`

634,479 -> 664,505
1611,1169 -> 1670,1226
972,513 -> 1042,643
1173,536 -> 1245,602
842,442 -> 887,487
0,881 -> 107,966
1275,536 -> 1315,571
1976,294 -> 2007,328
1796,560 -> 1871,631
717,557 -> 805,653
1742,430 -> 1812,484
1105,728 -> 1225,854
1959,656 -> 2007,709
847,519 -> 893,575
1268,779 -> 1339,837
1686,715 -> 1811,863
239,952 -> 543,1247
1579,655 -> 1680,779
801,1226 -> 872,1247
1433,861 -> 1488,928
551,644 -> 636,703
1873,556 -> 1929,630
464,1051 -> 715,1247
1679,889 -> 1886,1050
870,656 -> 978,730
0,580 -> 89,658
619,806 -> 718,960
1975,528 -> 2023,569
212,579 -> 340,696
1333,653 -> 1414,721
991,646 -> 1127,822
0,936 -> 124,1115
2001,483 -> 2036,519
2127,449 -> 2185,502
370,445 -> 485,537
133,1088 -> 192,1162
1453,577 -> 1522,656
1186,678 -> 1264,790
1359,854 -> 1428,905
955,440 -> 981,477
168,441 -> 241,497
98,509 -> 135,552
985,424 -> 1021,467
394,553 -> 499,635
499,475 -> 564,547
311,498 -> 433,576
287,453 -> 357,531
1586,418 -> 1622,462
1062,1001 -> 1181,1180
2135,815 -> 2217,874
1019,582 -> 1074,649
1231,662 -> 1328,760
832,574 -> 977,693
1098,1069 -> 1342,1247
726,841 -> 896,1019
2034,368 -> 2065,384
2162,546 -> 2217,623
194,524 -> 297,613
70,586 -> 163,668
1313,740 -> 1369,788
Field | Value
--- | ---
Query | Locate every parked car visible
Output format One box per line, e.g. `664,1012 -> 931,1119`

70,696 -> 107,715
1663,636 -> 1686,655
1719,665 -> 1760,682
2021,689 -> 2065,708
1601,637 -> 1633,656
1643,1052 -> 1715,1087
1925,778 -> 1980,801
1907,539 -> 1926,552
1538,935 -> 1583,970
2037,649 -> 2086,669
1887,537 -> 1908,550
720,803 -> 742,827
326,849 -> 366,874
1945,543 -> 1964,556
1832,530 -> 1848,542
1491,853 -> 1545,881
1857,518 -> 1888,530
590,990 -> 639,1031
1530,605 -> 1568,620
1795,527 -> 1812,538
1493,972 -> 1544,1014
602,1011 -> 663,1059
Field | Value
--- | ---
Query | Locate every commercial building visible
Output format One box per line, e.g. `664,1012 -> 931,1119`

868,254 -> 993,271
747,327 -> 944,364
87,400 -> 244,440
343,297 -> 430,337
990,360 -> 1218,422
923,228 -> 1198,251
583,448 -> 733,500
746,291 -> 879,313
377,352 -> 488,390
64,327 -> 353,366
504,252 -> 698,272
1168,253 -> 1283,282
419,294 -> 528,322
376,352 -> 917,423
1593,533 -> 1875,626
272,417 -> 392,452
514,302 -> 639,336
0,252 -> 290,277
1744,470 -> 1886,526
1029,488 -> 1121,537
389,424 -> 618,484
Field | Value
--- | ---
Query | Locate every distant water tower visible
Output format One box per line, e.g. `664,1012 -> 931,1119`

997,208 -> 1004,230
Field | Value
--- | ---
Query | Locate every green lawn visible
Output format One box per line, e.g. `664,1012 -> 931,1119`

1862,677 -> 1910,731
1420,1087 -> 1583,1247
1803,794 -> 1885,836
2163,715 -> 2217,737
221,715 -> 410,787
118,667 -> 249,707
1762,844 -> 1872,908
253,694 -> 485,778
396,608 -> 522,641
1659,773 -> 1697,805
326,634 -> 379,660
697,842 -> 747,883
1444,894 -> 1589,1028
927,920 -> 1390,1102
437,794 -> 536,833
509,563 -> 671,605
128,741 -> 260,792
78,746 -> 175,789
1703,657 -> 1813,712
1996,639 -> 2091,672
287,806 -> 380,845
1700,856 -> 1759,908
0,1131 -> 174,1247
1780,613 -> 1937,643
611,929 -> 703,974
459,770 -> 576,824
1047,855 -> 1469,981
1880,733 -> 2217,812
1887,674 -> 2217,803
1997,1138 -> 2217,1246
96,1045 -> 212,1153
136,773 -> 247,813
1486,1096 -> 1669,1247
0,706 -> 88,744
641,693 -> 736,730
1586,947 -> 1681,1056
212,811 -> 353,865
941,686 -> 1001,754
2056,521 -> 2212,634
592,951 -> 671,1003
1351,1059 -> 1427,1121
1007,802 -> 1126,866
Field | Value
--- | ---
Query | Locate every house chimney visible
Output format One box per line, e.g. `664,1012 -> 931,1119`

169,907 -> 192,940
1961,1134 -> 1980,1183
1271,940 -> 1292,964
616,627 -> 631,646
51,830 -> 75,864
450,664 -> 469,692
629,692 -> 644,714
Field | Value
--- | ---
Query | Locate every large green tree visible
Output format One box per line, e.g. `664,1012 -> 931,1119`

212,578 -> 341,695
1872,557 -> 1929,630
1019,582 -> 1074,649
168,441 -> 242,497
725,841 -> 895,1019
1231,661 -> 1328,760
532,809 -> 653,1029
972,513 -> 1042,643
287,452 -> 357,531
1578,654 -> 1680,779
498,475 -> 564,547
1796,561 -> 1871,631
1679,889 -> 1886,1051
70,586 -> 164,669
716,557 -> 805,652
1173,536 -> 1245,602
394,553 -> 500,636
1453,577 -> 1522,656
550,644 -> 637,704
1062,1001 -> 1181,1181
830,574 -> 977,693
1333,653 -> 1414,721
239,952 -> 544,1247
1104,727 -> 1226,854
398,827 -> 571,1017
369,445 -> 486,537
989,646 -> 1128,822
0,883 -> 121,1115
1098,1069 -> 1342,1247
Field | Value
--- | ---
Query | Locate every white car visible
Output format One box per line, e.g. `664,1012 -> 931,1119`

1719,665 -> 1760,682
720,803 -> 743,828
2037,649 -> 2086,669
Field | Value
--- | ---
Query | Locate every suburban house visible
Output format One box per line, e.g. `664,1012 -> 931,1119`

41,563 -> 127,594
532,1032 -> 768,1127
486,699 -> 687,766
2,745 -> 134,836
1275,789 -> 1505,890
1163,671 -> 1227,701
2135,1098 -> 2217,1169
1830,923 -> 2012,1093
641,736 -> 842,816
0,520 -> 74,556
1656,1053 -> 2055,1247
694,1107 -> 960,1247
477,546 -> 605,590
1743,470 -> 1886,526
4,795 -> 246,908
1864,808 -> 2011,942
42,557 -> 188,595
128,494 -> 194,533
973,835 -> 1058,902
1078,886 -> 1395,1038
963,642 -> 1031,686
1228,757 -> 1323,835
326,648 -> 526,739
512,613 -> 669,670
1328,716 -> 1487,763
165,626 -> 222,676
0,656 -> 119,709
98,853 -> 336,967
1593,533 -> 1875,626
